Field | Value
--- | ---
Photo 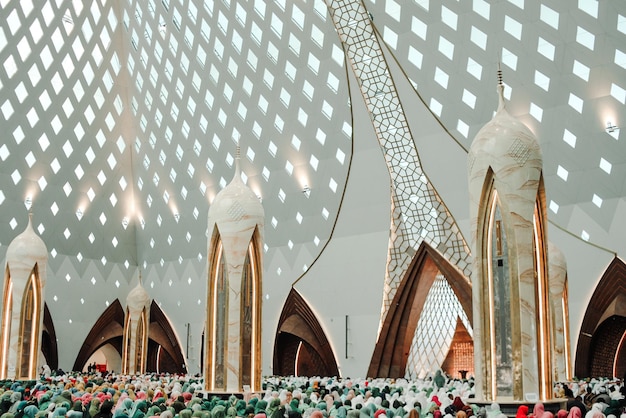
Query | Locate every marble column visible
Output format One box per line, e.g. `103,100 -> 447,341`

468,78 -> 552,402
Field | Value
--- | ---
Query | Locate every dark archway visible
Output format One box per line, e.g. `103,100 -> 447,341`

273,288 -> 339,377
73,299 -> 186,373
588,316 -> 626,378
575,257 -> 626,378
41,303 -> 58,369
147,300 -> 186,374
367,241 -> 472,378
73,300 -> 125,371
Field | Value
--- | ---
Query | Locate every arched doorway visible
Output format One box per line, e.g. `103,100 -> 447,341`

575,257 -> 626,378
273,288 -> 339,377
367,241 -> 473,378
73,299 -> 186,373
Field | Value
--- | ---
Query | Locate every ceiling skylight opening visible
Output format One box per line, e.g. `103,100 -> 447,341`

557,165 -> 569,181
504,16 -> 522,40
457,120 -> 469,138
291,4 -> 305,30
408,46 -> 423,69
329,178 -> 338,193
616,49 -> 626,70
470,26 -> 488,50
568,93 -> 584,113
462,89 -> 477,109
572,60 -> 590,81
610,83 -> 626,105
438,36 -> 454,60
537,38 -> 555,61
535,70 -> 550,91
549,200 -> 559,214
473,0 -> 490,20
592,194 -> 603,208
336,149 -> 346,164
578,0 -> 598,18
576,26 -> 595,50
563,129 -> 577,148
310,155 -> 319,171
529,102 -> 543,122
434,67 -> 449,89
441,5 -> 458,30
430,98 -> 443,117
540,4 -> 559,29
412,16 -> 428,40
599,158 -> 612,174
466,57 -> 483,80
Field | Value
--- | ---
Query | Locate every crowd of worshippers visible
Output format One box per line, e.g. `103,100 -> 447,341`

0,372 -> 624,418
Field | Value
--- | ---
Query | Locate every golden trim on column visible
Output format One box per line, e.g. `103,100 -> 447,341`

533,201 -> 552,399
17,268 -> 41,379
0,272 -> 13,379
122,310 -> 131,374
562,281 -> 571,381
206,233 -> 226,391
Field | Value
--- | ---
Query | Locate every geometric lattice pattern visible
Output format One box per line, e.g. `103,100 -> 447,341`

366,0 -> 626,246
508,138 -> 532,167
405,275 -> 473,379
326,0 -> 473,320
0,0 -> 351,372
0,2 -> 350,278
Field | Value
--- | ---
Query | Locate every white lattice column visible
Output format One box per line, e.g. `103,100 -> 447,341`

324,0 -> 472,325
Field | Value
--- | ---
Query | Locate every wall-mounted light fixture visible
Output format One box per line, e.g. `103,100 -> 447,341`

303,185 -> 311,198
606,121 -> 619,133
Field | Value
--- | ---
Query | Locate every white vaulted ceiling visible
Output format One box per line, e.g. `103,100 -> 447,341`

0,0 -> 352,278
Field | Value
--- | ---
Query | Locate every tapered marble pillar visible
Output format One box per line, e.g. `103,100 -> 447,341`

1,214 -> 48,380
548,241 -> 571,382
122,276 -> 151,374
468,74 -> 552,402
205,150 -> 264,393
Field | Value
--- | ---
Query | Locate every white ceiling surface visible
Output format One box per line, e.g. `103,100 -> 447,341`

0,0 -> 624,341
0,0 -> 351,281
365,0 -> 626,254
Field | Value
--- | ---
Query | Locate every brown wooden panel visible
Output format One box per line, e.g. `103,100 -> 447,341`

273,288 -> 339,377
575,257 -> 626,377
367,241 -> 472,378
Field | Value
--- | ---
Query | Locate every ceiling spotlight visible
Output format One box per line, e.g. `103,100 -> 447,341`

303,185 -> 311,198
606,121 -> 619,134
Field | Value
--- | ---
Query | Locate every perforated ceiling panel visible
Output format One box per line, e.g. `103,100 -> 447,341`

365,0 -> 626,249
0,0 -> 351,281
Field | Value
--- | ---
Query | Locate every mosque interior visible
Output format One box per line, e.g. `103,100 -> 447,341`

0,0 -> 625,383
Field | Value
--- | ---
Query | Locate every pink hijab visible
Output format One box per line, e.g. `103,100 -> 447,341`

568,407 -> 582,418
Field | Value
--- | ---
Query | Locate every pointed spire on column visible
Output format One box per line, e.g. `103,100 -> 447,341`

497,62 -> 505,111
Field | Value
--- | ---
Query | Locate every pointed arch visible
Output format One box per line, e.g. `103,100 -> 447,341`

73,299 -> 125,371
41,303 -> 58,370
575,257 -> 626,378
147,300 -> 186,373
367,241 -> 472,378
74,299 -> 185,373
273,288 -> 339,377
